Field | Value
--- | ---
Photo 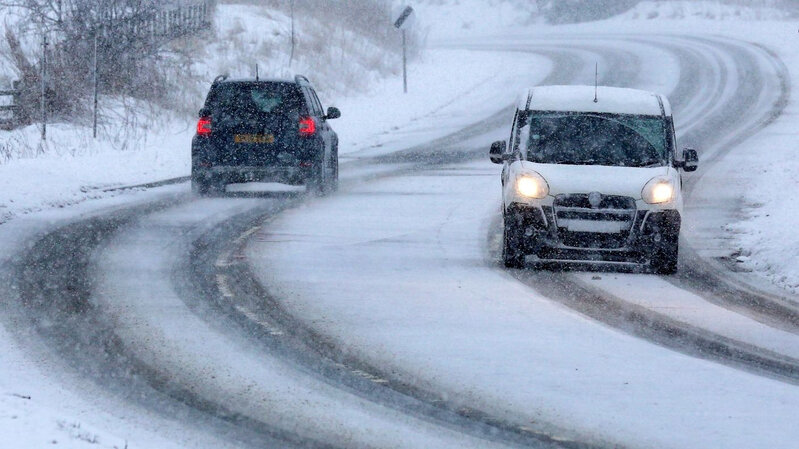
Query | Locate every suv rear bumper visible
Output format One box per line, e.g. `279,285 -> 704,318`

506,203 -> 680,264
192,165 -> 312,185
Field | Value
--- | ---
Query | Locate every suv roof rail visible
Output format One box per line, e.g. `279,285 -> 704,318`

294,74 -> 311,85
212,74 -> 229,85
656,94 -> 667,118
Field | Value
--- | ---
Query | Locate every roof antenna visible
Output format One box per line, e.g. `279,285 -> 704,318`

594,62 -> 599,103
255,64 -> 259,81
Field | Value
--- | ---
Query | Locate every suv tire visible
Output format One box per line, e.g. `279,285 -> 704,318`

192,177 -> 211,196
328,147 -> 339,193
502,215 -> 526,269
307,157 -> 327,196
651,237 -> 678,275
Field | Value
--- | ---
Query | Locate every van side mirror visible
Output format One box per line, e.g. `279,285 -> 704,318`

325,107 -> 341,120
679,148 -> 699,172
489,141 -> 507,164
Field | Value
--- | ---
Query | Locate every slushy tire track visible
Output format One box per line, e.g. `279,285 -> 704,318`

9,196 -> 340,449
179,206 -> 600,449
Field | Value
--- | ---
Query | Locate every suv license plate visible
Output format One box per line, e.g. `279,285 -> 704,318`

234,134 -> 275,144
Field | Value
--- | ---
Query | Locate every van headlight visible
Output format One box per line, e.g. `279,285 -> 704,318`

516,172 -> 549,199
642,177 -> 675,204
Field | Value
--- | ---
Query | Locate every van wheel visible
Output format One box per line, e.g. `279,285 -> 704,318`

502,216 -> 525,269
651,237 -> 678,275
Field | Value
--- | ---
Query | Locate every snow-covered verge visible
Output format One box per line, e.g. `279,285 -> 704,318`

0,112 -> 191,224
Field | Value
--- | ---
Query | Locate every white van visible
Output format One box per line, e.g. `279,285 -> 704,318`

490,85 -> 698,273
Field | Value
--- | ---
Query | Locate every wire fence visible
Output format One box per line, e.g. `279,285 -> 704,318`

94,1 -> 213,41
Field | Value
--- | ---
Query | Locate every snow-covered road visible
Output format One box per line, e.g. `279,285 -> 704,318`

2,31 -> 796,449
248,34 -> 799,449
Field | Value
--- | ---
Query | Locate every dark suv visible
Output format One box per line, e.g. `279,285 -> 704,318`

191,75 -> 340,195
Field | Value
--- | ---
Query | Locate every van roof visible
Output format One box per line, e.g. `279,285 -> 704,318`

517,85 -> 671,117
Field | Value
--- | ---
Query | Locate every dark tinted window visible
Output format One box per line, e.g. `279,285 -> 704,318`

524,113 -> 668,167
310,89 -> 324,115
206,82 -> 305,115
301,86 -> 322,116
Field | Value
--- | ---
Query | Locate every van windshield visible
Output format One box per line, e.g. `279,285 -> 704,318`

523,113 -> 669,167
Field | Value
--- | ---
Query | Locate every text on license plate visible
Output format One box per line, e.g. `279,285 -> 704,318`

234,134 -> 275,144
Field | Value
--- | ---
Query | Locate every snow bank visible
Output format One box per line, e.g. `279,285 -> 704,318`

619,1 -> 794,21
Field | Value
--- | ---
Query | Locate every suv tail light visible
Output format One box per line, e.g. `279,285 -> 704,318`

299,116 -> 316,137
197,117 -> 212,136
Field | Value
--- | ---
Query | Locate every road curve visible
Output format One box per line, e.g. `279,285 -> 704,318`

3,32 -> 795,449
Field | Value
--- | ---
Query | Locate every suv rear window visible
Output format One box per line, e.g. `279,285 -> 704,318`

206,82 -> 306,115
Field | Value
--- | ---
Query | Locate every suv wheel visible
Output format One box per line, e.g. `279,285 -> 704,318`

192,176 -> 211,196
328,147 -> 339,193
650,236 -> 678,275
502,215 -> 526,269
307,157 -> 327,196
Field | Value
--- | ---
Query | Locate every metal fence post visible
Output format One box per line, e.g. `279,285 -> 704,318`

402,29 -> 407,94
41,34 -> 47,141
93,33 -> 99,139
